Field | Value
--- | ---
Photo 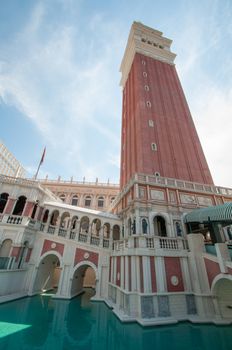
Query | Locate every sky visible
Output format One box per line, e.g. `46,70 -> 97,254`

0,0 -> 232,187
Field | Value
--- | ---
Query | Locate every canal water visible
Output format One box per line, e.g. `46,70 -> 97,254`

0,289 -> 232,350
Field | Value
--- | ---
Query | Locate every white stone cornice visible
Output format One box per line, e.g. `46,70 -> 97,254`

120,21 -> 176,88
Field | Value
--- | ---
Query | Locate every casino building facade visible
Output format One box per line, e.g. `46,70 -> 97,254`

0,22 -> 232,326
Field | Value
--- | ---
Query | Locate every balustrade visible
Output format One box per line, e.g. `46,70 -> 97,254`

47,225 -> 56,234
58,228 -> 67,237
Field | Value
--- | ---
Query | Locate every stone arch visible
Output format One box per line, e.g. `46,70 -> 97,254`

80,216 -> 90,233
70,215 -> 79,230
153,214 -> 168,237
91,218 -> 101,236
33,251 -> 63,295
0,238 -> 12,257
70,261 -> 98,298
12,195 -> 27,216
211,275 -> 232,319
103,222 -> 110,238
42,209 -> 49,223
113,225 -> 120,241
0,192 -> 9,213
141,217 -> 149,234
50,210 -> 59,226
31,200 -> 39,219
59,194 -> 66,202
60,212 -> 70,229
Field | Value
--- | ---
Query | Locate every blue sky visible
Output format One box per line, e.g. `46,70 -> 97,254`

0,0 -> 232,187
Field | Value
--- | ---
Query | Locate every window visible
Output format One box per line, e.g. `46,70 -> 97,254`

110,197 -> 115,203
59,194 -> 65,202
146,101 -> 151,108
148,120 -> 154,127
71,195 -> 78,206
98,196 -> 104,208
141,38 -> 146,43
84,196 -> 91,207
143,71 -> 147,78
154,172 -> 160,177
144,85 -> 149,91
151,143 -> 157,151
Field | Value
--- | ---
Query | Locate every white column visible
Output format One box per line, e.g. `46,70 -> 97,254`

155,257 -> 166,292
143,256 -> 152,293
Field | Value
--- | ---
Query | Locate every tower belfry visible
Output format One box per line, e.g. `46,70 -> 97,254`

120,22 -> 213,188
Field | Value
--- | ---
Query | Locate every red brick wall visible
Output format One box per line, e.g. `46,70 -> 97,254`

150,256 -> 157,292
164,257 -> 184,292
23,201 -> 34,217
116,256 -> 120,286
41,239 -> 64,257
11,247 -> 21,262
120,53 -> 213,188
25,248 -> 32,262
74,248 -> 99,267
204,258 -> 221,287
4,198 -> 16,214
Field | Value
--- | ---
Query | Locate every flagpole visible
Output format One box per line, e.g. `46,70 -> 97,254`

34,147 -> 46,180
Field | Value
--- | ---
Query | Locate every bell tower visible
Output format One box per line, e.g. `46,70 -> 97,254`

120,22 -> 213,189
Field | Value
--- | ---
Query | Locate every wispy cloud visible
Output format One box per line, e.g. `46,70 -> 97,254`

0,2 -> 125,182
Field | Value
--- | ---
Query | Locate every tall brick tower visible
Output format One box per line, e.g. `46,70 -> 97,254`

120,22 -> 213,189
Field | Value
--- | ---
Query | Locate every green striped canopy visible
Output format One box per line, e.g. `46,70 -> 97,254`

184,202 -> 232,223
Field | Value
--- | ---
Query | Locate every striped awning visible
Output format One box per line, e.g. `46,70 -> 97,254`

184,202 -> 232,223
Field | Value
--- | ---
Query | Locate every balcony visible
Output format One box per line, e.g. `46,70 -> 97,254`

112,235 -> 188,254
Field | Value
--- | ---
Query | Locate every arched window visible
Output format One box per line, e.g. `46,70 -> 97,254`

0,193 -> 9,213
110,197 -> 115,203
0,239 -> 12,258
12,196 -> 27,216
60,212 -> 70,229
42,209 -> 49,223
71,195 -> 78,206
31,201 -> 39,219
59,194 -> 65,202
128,218 -> 132,236
142,218 -> 148,234
153,216 -> 167,237
92,218 -> 101,236
175,221 -> 182,237
97,196 -> 104,208
103,223 -> 110,238
113,225 -> 120,241
50,210 -> 59,226
84,196 -> 91,207
80,216 -> 90,233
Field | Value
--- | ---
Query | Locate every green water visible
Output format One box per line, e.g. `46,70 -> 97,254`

0,289 -> 232,350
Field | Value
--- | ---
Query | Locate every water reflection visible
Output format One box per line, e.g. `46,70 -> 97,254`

0,289 -> 232,350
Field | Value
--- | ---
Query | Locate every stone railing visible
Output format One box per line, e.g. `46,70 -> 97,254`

109,173 -> 232,210
112,236 -> 188,252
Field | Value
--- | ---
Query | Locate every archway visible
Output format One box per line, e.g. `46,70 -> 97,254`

79,216 -> 90,234
50,210 -> 59,226
33,253 -> 62,294
91,218 -> 101,236
12,196 -> 27,216
153,215 -> 167,237
113,225 -> 120,240
70,263 -> 96,298
0,239 -> 12,257
212,276 -> 232,319
0,193 -> 9,213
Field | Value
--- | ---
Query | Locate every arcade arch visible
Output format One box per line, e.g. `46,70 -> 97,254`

80,216 -> 89,234
12,195 -> 27,216
0,239 -> 12,257
33,253 -> 62,294
153,215 -> 167,237
0,192 -> 9,213
113,225 -> 120,240
70,262 -> 97,298
212,276 -> 232,319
